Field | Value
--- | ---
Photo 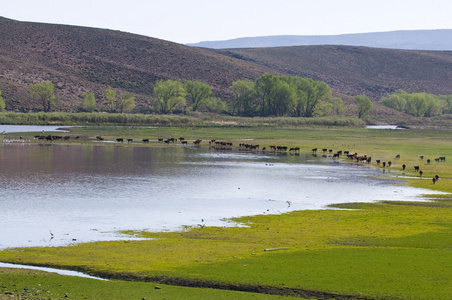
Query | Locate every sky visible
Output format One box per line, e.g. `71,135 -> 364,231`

1,0 -> 452,44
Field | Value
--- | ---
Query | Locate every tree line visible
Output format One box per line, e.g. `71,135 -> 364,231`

0,75 -> 374,119
380,90 -> 452,117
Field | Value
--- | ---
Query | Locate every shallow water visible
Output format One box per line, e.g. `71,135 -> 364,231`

0,125 -> 70,134
0,262 -> 107,280
366,125 -> 404,130
0,143 -> 440,249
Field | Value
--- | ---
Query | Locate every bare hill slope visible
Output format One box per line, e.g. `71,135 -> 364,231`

1,17 -> 452,115
215,45 -> 452,101
0,17 -> 280,111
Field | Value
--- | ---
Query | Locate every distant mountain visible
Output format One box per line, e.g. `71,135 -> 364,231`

187,30 -> 452,50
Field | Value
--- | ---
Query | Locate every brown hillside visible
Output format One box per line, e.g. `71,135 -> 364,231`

215,45 -> 452,101
0,17 -> 281,111
2,17 -> 451,121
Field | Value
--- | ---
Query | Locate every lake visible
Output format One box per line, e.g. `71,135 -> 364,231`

0,142 -> 439,249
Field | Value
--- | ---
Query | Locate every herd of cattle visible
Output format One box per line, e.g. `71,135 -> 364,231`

108,136 -> 445,184
16,134 -> 444,184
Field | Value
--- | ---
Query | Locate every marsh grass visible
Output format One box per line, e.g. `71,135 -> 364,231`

0,112 -> 365,127
1,125 -> 452,299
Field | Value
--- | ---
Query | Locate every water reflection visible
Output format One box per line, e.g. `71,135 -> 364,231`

0,144 -> 439,249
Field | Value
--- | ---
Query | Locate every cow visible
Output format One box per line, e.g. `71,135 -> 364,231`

142,139 -> 149,143
116,138 -> 124,142
127,139 -> 133,143
402,164 -> 406,170
439,157 -> 446,162
414,166 -> 420,171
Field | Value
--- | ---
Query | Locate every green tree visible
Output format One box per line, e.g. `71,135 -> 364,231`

267,79 -> 295,116
152,80 -> 186,114
230,80 -> 257,116
302,79 -> 332,118
255,74 -> 277,116
439,94 -> 452,114
183,81 -> 212,112
255,75 -> 296,116
425,93 -> 443,117
381,90 -> 408,112
331,97 -> 346,116
280,76 -> 332,117
406,93 -> 428,117
202,97 -> 228,114
0,89 -> 5,111
280,77 -> 308,117
83,92 -> 96,112
30,81 -> 55,112
118,94 -> 135,113
104,89 -> 117,112
354,95 -> 373,119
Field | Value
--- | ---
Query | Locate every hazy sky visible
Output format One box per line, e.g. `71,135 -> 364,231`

1,0 -> 452,44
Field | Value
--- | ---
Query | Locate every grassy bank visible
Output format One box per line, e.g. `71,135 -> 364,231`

1,125 -> 451,299
0,268 -> 298,300
0,112 -> 365,127
1,200 -> 451,299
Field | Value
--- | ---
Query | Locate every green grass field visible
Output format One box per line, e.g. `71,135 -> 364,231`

1,124 -> 451,299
